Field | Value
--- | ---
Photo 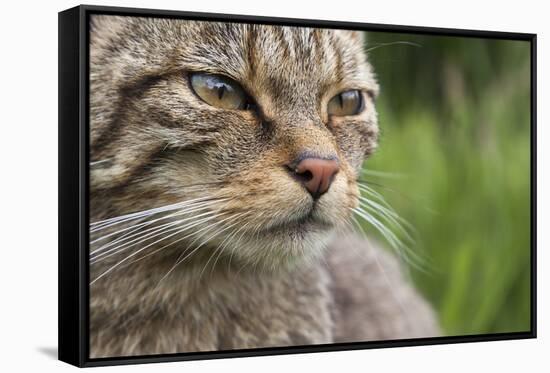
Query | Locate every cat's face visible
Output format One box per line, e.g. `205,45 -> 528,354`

90,16 -> 379,269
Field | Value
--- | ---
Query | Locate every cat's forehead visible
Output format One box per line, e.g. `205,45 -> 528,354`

91,16 -> 377,116
93,17 -> 373,80
181,22 -> 372,87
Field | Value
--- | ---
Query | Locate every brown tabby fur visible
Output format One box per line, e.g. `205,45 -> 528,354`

89,15 -> 439,358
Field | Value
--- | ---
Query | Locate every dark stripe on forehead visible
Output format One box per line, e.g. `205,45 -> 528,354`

310,29 -> 323,64
274,26 -> 291,60
294,29 -> 312,63
246,25 -> 257,78
329,34 -> 345,82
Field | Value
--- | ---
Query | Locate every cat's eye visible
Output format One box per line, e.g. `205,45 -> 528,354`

190,73 -> 251,110
327,90 -> 364,116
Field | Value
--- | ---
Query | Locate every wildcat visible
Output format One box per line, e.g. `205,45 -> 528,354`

89,15 -> 439,358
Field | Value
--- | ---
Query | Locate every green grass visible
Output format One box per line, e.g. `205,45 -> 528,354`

358,33 -> 531,336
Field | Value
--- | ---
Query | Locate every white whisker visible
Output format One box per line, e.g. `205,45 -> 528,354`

90,212 -> 226,284
90,200 -> 227,253
364,41 -> 422,53
361,168 -> 406,179
91,211 -> 221,263
90,196 -> 216,231
154,212 -> 245,285
197,214 -> 250,281
358,197 -> 415,242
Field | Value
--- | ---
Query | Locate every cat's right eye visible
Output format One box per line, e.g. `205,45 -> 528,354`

327,90 -> 364,117
190,73 -> 251,110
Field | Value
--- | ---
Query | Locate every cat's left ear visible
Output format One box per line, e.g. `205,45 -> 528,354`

337,30 -> 365,47
348,31 -> 365,44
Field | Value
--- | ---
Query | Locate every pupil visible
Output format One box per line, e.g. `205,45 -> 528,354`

217,85 -> 226,100
338,93 -> 344,109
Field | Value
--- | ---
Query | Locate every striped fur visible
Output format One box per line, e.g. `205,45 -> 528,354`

89,15 -> 438,358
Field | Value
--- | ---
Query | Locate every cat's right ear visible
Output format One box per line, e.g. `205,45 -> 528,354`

90,15 -> 127,47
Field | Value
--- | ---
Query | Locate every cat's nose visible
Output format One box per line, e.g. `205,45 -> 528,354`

289,157 -> 340,200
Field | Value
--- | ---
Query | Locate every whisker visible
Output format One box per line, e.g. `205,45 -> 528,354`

226,220 -> 253,271
155,212 -> 246,286
123,213 -> 228,267
90,210 -> 220,263
90,204 -> 180,230
90,196 -> 215,231
207,219 -> 250,276
358,180 -> 440,216
90,159 -> 111,167
364,41 -> 422,53
352,207 -> 427,272
197,213 -> 251,281
361,168 -> 406,179
357,181 -> 434,270
122,219 -> 222,270
90,199 -> 227,252
90,212 -> 225,284
358,196 -> 416,242
357,183 -> 394,207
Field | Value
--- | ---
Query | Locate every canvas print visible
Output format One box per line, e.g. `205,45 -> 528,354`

87,15 -> 531,359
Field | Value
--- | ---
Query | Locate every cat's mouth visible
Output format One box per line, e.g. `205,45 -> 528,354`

262,208 -> 333,234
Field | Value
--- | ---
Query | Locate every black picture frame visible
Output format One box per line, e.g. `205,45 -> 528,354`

58,4 -> 537,367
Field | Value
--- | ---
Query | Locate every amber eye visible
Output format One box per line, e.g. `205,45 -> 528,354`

327,90 -> 364,116
190,73 -> 251,110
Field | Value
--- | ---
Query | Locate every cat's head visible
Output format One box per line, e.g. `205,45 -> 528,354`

90,16 -> 379,270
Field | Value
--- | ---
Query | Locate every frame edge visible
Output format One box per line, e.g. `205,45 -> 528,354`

58,4 -> 537,367
58,5 -> 85,368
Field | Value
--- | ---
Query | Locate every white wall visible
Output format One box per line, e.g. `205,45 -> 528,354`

0,0 -> 546,371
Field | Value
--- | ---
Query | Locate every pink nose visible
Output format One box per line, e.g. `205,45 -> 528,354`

291,157 -> 339,199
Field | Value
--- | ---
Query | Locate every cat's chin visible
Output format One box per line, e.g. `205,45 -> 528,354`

214,199 -> 351,271
223,224 -> 337,272
261,212 -> 333,235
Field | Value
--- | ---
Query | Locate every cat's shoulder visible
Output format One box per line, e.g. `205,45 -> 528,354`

326,233 -> 403,281
324,233 -> 440,341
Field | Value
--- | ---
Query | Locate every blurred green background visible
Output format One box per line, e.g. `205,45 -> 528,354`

360,32 -> 531,336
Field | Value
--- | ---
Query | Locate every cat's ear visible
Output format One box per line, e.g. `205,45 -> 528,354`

90,15 -> 128,48
348,31 -> 365,45
336,30 -> 365,47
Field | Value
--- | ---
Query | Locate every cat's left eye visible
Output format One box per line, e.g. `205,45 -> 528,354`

327,90 -> 364,116
189,73 -> 251,110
